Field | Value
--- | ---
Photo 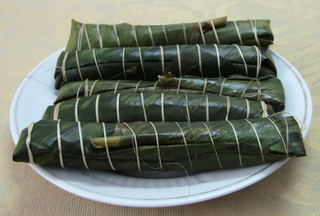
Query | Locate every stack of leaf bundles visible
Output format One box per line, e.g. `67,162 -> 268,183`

13,17 -> 306,172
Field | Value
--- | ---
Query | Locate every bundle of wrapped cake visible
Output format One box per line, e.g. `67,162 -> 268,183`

13,17 -> 306,171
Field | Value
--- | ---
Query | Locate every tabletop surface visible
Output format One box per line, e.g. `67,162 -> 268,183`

1,0 -> 320,215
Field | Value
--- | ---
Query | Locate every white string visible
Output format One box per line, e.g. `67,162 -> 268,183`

57,120 -> 64,168
122,48 -> 127,79
250,19 -> 261,47
153,80 -> 159,93
175,122 -> 193,169
123,122 -> 141,171
202,78 -> 208,95
116,93 -> 121,123
176,45 -> 182,77
95,95 -> 100,123
134,80 -> 143,92
198,21 -> 206,45
160,46 -> 165,73
113,80 -> 120,94
240,78 -> 258,100
201,122 -> 223,169
219,78 -> 226,96
182,23 -> 188,44
206,95 -> 209,121
147,24 -> 155,46
226,120 -> 242,167
75,51 -> 84,81
76,83 -> 85,98
96,24 -> 103,48
83,24 -> 92,50
140,93 -> 148,122
132,25 -> 139,47
176,77 -> 182,94
61,52 -> 69,83
161,93 -> 165,122
214,44 -> 221,76
149,122 -> 163,170
225,96 -> 230,120
26,123 -> 35,164
233,21 -> 243,45
256,79 -> 262,101
196,44 -> 203,77
233,44 -> 248,76
84,79 -> 89,96
245,99 -> 250,119
210,19 -> 220,44
53,103 -> 61,120
268,112 -> 307,130
89,80 -> 99,96
138,47 -> 147,81
161,24 -> 169,45
77,24 -> 84,51
92,49 -> 103,80
266,117 -> 288,156
77,121 -> 89,169
74,98 -> 80,122
245,119 -> 266,163
113,24 -> 121,47
102,122 -> 116,170
254,45 -> 262,78
185,94 -> 191,122
260,101 -> 269,118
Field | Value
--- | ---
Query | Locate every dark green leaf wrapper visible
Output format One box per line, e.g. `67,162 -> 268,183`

65,18 -> 273,52
159,74 -> 285,112
53,75 -> 285,112
13,117 -> 305,171
43,92 -> 274,122
54,44 -> 276,89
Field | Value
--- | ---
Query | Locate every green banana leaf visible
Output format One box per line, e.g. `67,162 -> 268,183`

13,117 -> 305,171
43,92 -> 274,123
54,44 -> 276,89
65,17 -> 273,52
53,75 -> 284,112
159,74 -> 285,112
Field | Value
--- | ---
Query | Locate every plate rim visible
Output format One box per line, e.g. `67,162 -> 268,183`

9,48 -> 313,207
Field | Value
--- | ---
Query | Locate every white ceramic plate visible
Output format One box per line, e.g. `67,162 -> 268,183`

10,48 -> 313,207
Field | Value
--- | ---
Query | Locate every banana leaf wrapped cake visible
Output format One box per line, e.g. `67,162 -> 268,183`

53,75 -> 285,112
54,44 -> 276,89
12,117 -> 305,171
43,93 -> 273,123
65,17 -> 273,52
